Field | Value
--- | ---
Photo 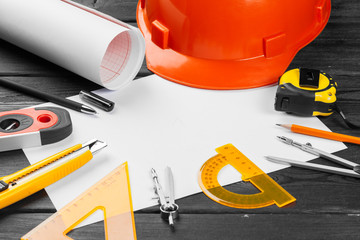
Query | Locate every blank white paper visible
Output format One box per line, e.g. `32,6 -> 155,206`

24,74 -> 346,227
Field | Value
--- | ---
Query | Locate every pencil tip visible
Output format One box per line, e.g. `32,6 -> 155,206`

276,124 -> 281,126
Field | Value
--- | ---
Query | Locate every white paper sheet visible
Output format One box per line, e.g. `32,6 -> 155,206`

0,0 -> 145,90
24,74 -> 346,227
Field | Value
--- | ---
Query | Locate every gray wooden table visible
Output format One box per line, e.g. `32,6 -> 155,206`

0,0 -> 360,239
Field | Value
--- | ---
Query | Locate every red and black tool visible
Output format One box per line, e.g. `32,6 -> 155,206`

0,107 -> 72,152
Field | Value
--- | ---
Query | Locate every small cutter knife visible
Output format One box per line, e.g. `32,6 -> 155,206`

266,136 -> 360,178
0,107 -> 72,152
0,139 -> 107,210
151,167 -> 179,226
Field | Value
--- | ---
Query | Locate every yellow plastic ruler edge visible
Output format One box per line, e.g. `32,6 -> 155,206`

21,162 -> 136,240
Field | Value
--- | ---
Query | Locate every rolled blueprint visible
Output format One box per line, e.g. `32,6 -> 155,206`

0,0 -> 145,90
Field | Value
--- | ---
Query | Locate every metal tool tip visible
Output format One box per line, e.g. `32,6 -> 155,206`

277,136 -> 287,141
151,168 -> 158,178
353,165 -> 360,174
277,136 -> 293,145
264,156 -> 276,162
87,139 -> 107,154
81,104 -> 98,115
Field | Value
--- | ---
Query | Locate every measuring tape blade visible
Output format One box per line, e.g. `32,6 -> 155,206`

21,162 -> 136,240
198,144 -> 296,209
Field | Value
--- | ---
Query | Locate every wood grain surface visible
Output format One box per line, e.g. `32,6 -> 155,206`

0,0 -> 359,239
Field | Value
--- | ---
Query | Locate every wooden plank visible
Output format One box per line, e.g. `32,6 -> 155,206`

0,0 -> 359,238
0,21 -> 151,77
0,76 -> 102,111
75,0 -> 360,22
0,0 -> 359,76
0,72 -> 151,111
0,37 -> 151,77
73,0 -> 139,21
0,150 -> 55,213
134,213 -> 360,240
141,163 -> 360,215
0,74 -> 359,213
2,155 -> 360,214
1,213 -> 360,240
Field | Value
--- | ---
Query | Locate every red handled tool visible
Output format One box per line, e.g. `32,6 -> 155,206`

0,107 -> 72,152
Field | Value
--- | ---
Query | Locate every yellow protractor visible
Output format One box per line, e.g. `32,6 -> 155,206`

198,144 -> 296,209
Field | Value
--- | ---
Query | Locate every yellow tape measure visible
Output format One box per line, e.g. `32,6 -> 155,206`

198,144 -> 296,209
275,68 -> 337,116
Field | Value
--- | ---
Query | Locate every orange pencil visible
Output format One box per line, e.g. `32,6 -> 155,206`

277,124 -> 360,145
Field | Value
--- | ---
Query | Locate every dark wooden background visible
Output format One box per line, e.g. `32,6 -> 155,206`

0,0 -> 359,239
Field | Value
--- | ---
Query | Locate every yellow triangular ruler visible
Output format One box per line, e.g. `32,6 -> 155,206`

22,162 -> 136,240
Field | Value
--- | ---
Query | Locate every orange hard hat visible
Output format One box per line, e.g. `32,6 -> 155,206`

137,0 -> 331,90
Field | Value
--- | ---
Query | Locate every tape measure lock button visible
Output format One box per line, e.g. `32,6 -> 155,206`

37,114 -> 53,124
